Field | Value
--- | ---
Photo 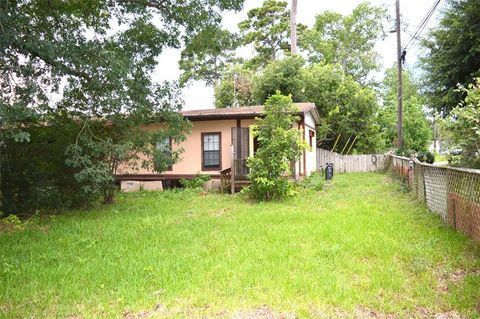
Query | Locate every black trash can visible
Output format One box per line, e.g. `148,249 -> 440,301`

325,163 -> 334,180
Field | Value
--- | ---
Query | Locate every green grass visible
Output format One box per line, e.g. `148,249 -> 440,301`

1,173 -> 479,318
435,152 -> 448,163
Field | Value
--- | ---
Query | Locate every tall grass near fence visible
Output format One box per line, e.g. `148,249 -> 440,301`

388,155 -> 480,241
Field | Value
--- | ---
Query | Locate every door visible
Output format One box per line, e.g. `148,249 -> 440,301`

231,127 -> 250,178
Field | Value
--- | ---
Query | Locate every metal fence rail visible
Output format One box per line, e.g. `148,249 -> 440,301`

389,155 -> 480,241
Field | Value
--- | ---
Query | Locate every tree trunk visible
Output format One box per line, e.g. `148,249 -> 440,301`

290,0 -> 298,55
103,183 -> 115,204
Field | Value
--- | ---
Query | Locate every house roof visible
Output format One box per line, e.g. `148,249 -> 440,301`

181,103 -> 319,123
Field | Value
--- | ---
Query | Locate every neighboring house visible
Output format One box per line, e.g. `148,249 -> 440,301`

116,103 -> 320,188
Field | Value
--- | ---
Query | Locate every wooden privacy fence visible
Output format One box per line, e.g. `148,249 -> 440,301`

389,154 -> 480,241
316,148 -> 387,173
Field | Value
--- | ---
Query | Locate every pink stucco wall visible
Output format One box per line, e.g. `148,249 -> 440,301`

118,119 -> 255,176
117,116 -> 315,178
170,119 -> 235,174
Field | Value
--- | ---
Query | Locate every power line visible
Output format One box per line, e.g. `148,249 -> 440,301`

404,1 -> 439,50
403,0 -> 441,51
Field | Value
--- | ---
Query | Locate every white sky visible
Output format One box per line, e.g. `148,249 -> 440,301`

154,0 -> 444,110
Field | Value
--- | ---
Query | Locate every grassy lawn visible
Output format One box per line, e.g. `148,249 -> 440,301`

1,173 -> 479,318
434,152 -> 448,163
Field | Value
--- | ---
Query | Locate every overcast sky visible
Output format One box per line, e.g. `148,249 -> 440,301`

154,0 -> 444,110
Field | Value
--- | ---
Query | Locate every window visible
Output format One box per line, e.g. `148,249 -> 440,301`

253,136 -> 260,155
156,137 -> 172,170
202,132 -> 221,170
309,130 -> 315,148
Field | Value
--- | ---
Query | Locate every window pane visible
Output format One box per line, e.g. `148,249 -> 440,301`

204,150 -> 220,167
202,134 -> 220,168
156,138 -> 170,152
203,134 -> 219,151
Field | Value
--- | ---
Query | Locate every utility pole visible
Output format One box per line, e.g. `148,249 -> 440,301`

290,0 -> 298,55
433,113 -> 437,152
395,0 -> 403,149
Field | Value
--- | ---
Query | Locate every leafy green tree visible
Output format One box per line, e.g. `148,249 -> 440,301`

238,0 -> 290,68
247,93 -> 308,201
422,0 -> 480,115
300,2 -> 386,84
303,63 -> 381,153
443,79 -> 480,168
252,55 -> 306,103
179,27 -> 240,86
1,0 -> 244,208
214,65 -> 256,108
248,57 -> 382,152
377,67 -> 432,153
214,55 -> 305,108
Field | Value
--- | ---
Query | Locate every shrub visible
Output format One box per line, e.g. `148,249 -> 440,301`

247,93 -> 308,201
1,123 -> 90,215
2,214 -> 22,230
300,171 -> 325,191
179,174 -> 211,189
417,151 -> 434,164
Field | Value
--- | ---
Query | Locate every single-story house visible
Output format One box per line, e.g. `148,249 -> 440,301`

115,103 -> 320,189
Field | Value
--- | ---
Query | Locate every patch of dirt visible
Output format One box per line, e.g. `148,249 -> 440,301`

209,208 -> 229,217
437,267 -> 480,294
0,304 -> 12,313
122,304 -> 167,319
309,305 -> 467,319
231,306 -> 295,319
434,311 -> 465,319
411,307 -> 466,319
119,303 -> 473,319
353,306 -> 395,318
183,210 -> 197,219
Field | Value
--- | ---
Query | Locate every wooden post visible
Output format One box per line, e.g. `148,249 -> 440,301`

230,144 -> 235,194
340,137 -> 351,155
345,135 -> 357,155
331,133 -> 341,152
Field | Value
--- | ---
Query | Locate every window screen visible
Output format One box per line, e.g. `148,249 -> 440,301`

309,130 -> 315,148
156,138 -> 171,153
202,133 -> 221,169
156,137 -> 172,170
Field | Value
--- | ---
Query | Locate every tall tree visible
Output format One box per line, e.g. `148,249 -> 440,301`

377,67 -> 432,153
179,27 -> 240,86
252,56 -> 306,104
300,2 -> 386,84
442,79 -> 480,169
238,0 -> 290,68
422,0 -> 480,115
229,56 -> 382,153
302,63 -> 381,153
214,65 -> 256,108
0,0 -> 244,209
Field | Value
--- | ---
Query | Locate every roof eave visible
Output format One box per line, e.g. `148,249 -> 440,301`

309,107 -> 321,125
183,111 -> 306,121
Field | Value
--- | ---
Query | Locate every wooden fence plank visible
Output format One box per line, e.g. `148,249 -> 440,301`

316,148 -> 386,173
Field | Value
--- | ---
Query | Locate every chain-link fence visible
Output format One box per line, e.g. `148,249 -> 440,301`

388,155 -> 480,241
